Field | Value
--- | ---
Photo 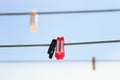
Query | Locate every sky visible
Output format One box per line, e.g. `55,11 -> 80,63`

0,0 -> 120,80
0,62 -> 120,80
0,0 -> 119,61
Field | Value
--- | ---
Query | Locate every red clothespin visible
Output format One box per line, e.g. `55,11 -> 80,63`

55,36 -> 65,60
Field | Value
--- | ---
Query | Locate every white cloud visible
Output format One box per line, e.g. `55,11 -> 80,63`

0,62 -> 119,80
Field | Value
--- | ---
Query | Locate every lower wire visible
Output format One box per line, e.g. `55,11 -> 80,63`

0,60 -> 120,63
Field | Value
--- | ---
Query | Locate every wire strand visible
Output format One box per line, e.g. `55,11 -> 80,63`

0,9 -> 120,16
0,40 -> 120,48
0,60 -> 120,63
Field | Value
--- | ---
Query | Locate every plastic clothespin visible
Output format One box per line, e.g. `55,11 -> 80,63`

92,57 -> 96,71
47,39 -> 57,59
55,36 -> 65,60
30,10 -> 38,32
60,37 -> 65,59
55,37 -> 61,60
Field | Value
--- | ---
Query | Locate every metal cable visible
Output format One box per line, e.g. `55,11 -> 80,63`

0,60 -> 120,63
0,40 -> 119,48
0,9 -> 120,16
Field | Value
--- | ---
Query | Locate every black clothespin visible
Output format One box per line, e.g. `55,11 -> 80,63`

47,39 -> 57,59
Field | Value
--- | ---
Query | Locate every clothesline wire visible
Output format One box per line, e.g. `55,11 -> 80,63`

1,9 -> 120,16
0,60 -> 120,63
0,40 -> 120,48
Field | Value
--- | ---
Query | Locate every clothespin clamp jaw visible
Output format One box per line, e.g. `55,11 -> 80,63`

47,39 -> 57,59
30,10 -> 38,32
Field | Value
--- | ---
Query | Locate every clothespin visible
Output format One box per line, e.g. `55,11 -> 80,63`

47,39 -> 57,59
55,36 -> 65,60
30,10 -> 38,32
92,57 -> 96,71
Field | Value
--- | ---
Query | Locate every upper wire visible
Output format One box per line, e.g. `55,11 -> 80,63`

0,9 -> 120,16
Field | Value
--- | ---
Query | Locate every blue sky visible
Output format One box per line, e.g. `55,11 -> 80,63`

0,0 -> 120,61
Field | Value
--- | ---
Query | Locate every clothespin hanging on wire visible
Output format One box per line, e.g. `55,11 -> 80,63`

92,57 -> 96,71
30,10 -> 38,32
47,39 -> 57,59
55,36 -> 65,60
